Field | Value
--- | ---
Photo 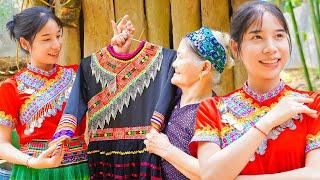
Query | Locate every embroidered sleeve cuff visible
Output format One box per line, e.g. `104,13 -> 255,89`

306,132 -> 320,153
0,111 -> 16,128
50,114 -> 77,147
189,128 -> 221,157
150,111 -> 165,132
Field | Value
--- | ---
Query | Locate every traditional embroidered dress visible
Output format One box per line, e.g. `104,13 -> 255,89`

0,64 -> 89,179
189,81 -> 320,174
51,41 -> 177,179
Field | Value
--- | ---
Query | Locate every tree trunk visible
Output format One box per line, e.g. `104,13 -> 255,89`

201,0 -> 234,95
145,0 -> 171,48
171,0 -> 201,49
56,0 -> 81,65
58,27 -> 81,65
231,0 -> 251,10
82,0 -> 115,57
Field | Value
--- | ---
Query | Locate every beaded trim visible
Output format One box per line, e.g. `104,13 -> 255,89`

27,64 -> 57,77
18,67 -> 76,135
20,136 -> 87,166
88,42 -> 163,131
0,111 -> 16,128
150,111 -> 165,131
306,132 -> 320,153
89,125 -> 151,142
243,80 -> 285,102
50,114 -> 77,146
16,71 -> 46,91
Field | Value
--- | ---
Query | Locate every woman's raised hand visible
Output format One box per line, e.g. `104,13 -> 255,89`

111,15 -> 135,54
261,96 -> 317,131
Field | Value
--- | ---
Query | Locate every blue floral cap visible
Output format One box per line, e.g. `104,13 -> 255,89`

186,27 -> 227,73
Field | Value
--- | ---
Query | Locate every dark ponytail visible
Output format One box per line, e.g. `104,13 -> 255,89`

6,19 -> 16,40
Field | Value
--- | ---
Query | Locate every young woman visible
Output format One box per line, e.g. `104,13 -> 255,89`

0,7 -> 89,179
189,1 -> 320,179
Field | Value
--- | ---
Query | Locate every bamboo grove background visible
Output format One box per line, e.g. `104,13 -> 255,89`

23,0 -> 252,95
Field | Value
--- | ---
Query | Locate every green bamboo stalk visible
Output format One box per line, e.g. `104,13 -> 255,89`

288,0 -> 313,90
309,0 -> 320,72
315,0 -> 320,23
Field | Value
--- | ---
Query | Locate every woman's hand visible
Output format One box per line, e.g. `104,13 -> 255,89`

110,15 -> 135,54
28,144 -> 65,169
144,129 -> 173,158
260,96 -> 317,131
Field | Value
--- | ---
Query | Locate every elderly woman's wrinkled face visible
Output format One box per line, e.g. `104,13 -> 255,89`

171,39 -> 203,89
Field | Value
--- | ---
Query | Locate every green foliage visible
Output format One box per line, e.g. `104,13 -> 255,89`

0,0 -> 20,32
301,31 -> 308,41
283,0 -> 302,11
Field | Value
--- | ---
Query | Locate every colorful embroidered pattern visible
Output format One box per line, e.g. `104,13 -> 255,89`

89,125 -> 151,142
88,42 -> 163,131
220,93 -> 257,118
243,80 -> 285,102
27,64 -> 57,76
192,126 -> 221,146
193,86 -> 307,161
16,71 -> 46,91
186,27 -> 227,73
20,136 -> 87,166
50,114 -> 77,146
150,111 -> 165,131
219,90 -> 302,158
0,111 -> 16,128
306,132 -> 320,153
18,67 -> 75,135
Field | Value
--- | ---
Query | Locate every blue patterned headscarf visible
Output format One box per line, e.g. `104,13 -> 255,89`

186,27 -> 227,73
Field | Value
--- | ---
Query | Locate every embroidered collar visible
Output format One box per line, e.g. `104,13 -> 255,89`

27,64 -> 57,77
243,80 -> 285,102
20,67 -> 76,135
108,40 -> 146,60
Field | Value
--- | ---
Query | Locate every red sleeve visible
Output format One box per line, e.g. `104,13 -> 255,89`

0,79 -> 19,128
189,97 -> 222,157
305,92 -> 320,153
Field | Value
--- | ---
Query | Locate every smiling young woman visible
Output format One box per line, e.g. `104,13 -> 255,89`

189,1 -> 320,179
0,7 -> 89,180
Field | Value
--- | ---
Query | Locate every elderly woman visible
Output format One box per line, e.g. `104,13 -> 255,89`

113,25 -> 234,179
